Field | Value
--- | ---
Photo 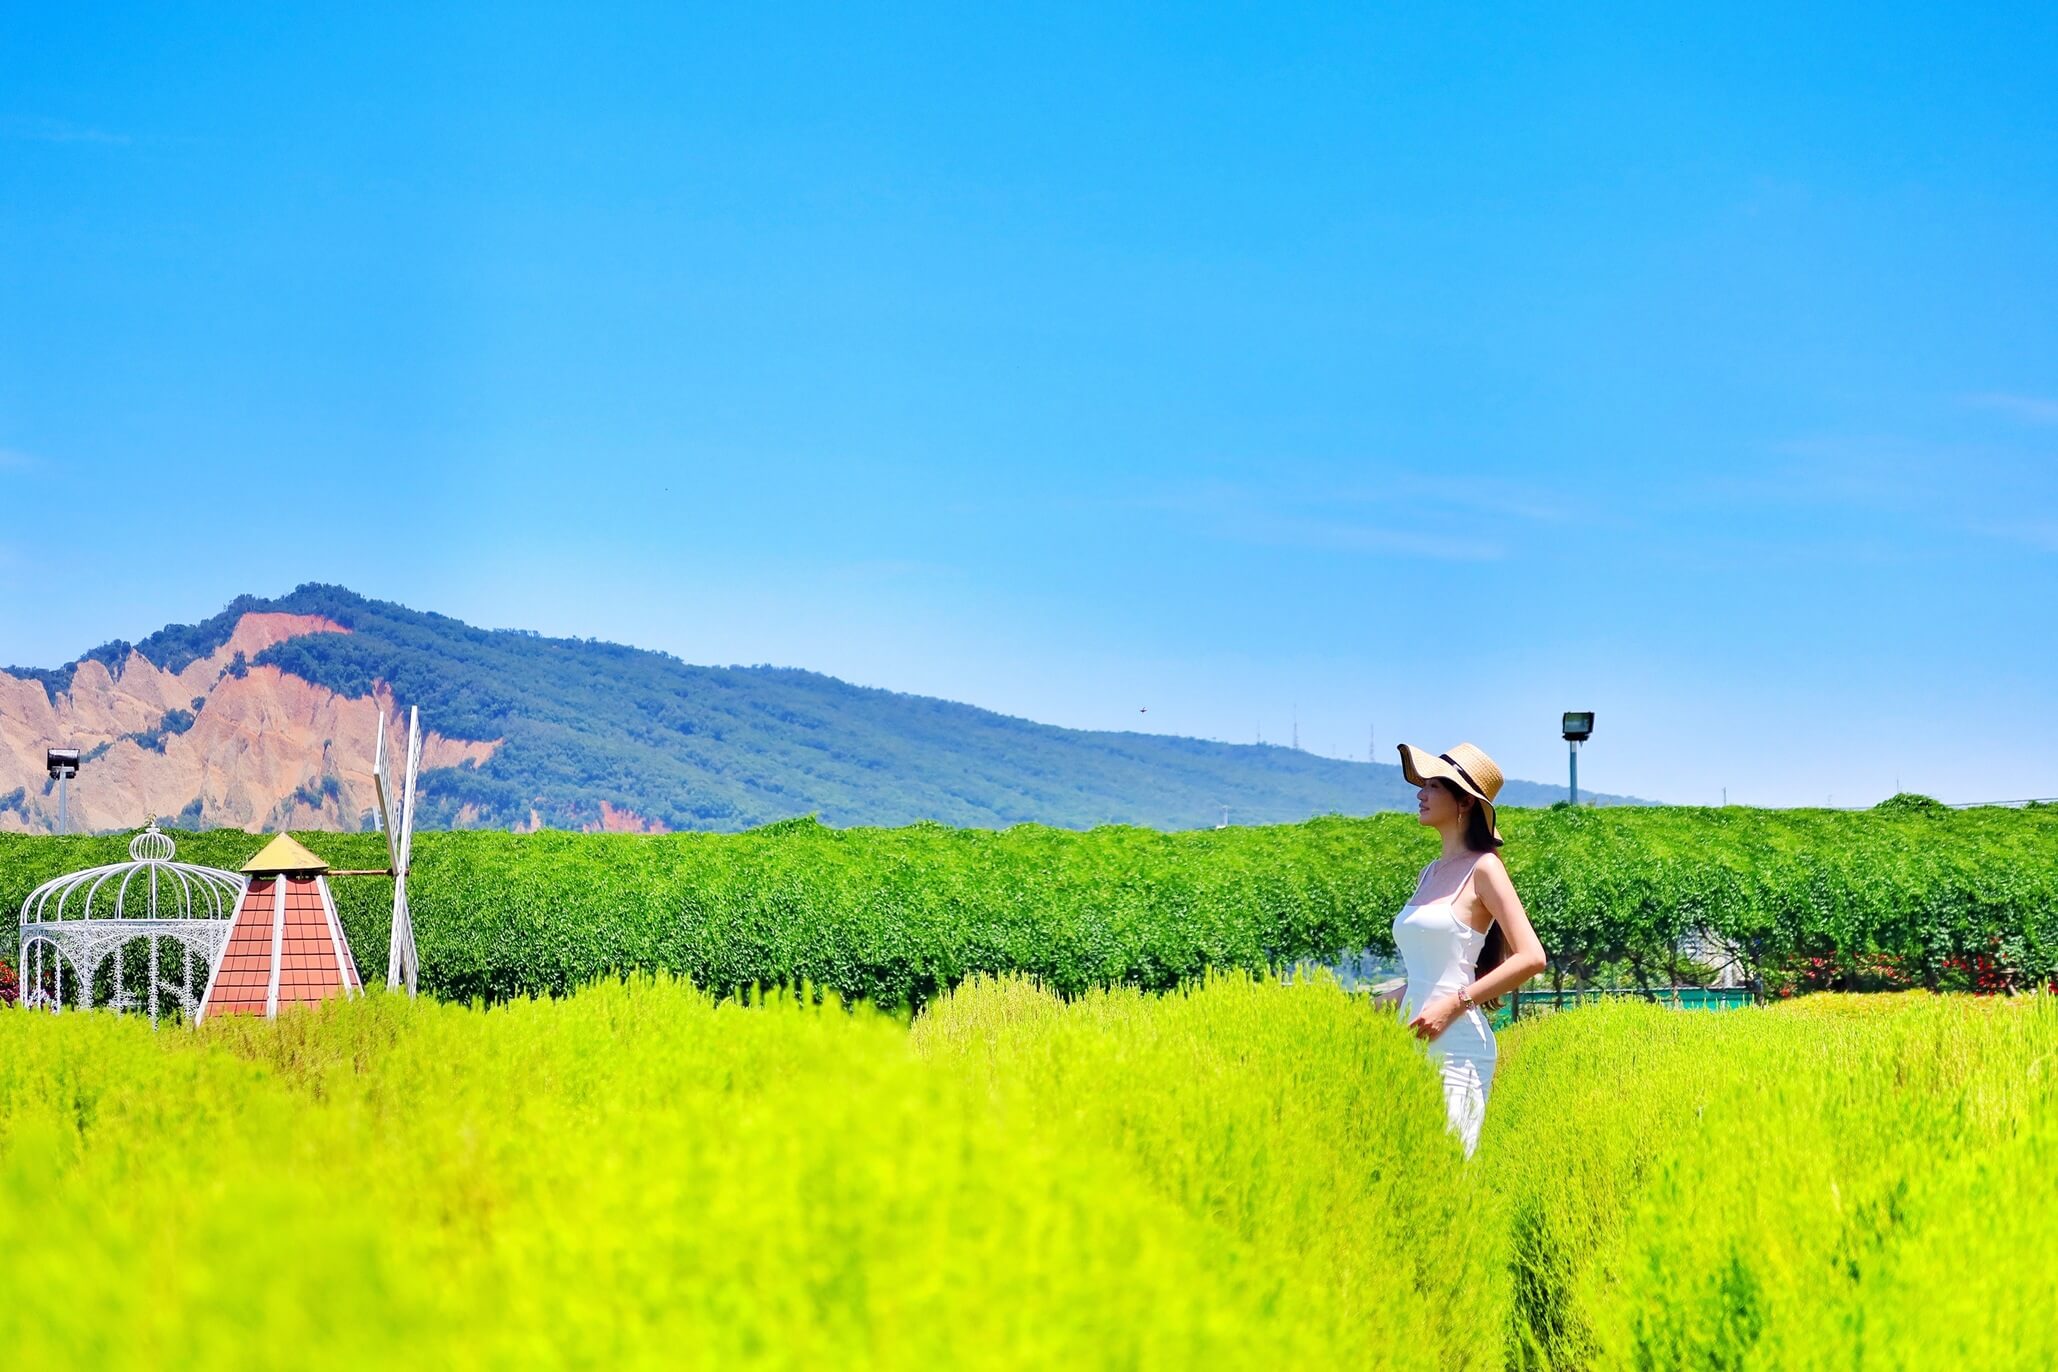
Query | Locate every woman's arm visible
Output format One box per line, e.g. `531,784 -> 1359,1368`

1463,855 -> 1547,1003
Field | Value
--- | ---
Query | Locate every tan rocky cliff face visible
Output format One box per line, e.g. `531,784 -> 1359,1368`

0,613 -> 500,835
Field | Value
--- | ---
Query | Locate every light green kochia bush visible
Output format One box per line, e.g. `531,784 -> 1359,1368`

4,806 -> 2055,1010
0,971 -> 1486,1370
5,974 -> 2056,1368
1482,992 -> 2058,1369
915,973 -> 1500,1367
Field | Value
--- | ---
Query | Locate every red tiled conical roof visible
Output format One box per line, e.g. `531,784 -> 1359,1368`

198,874 -> 362,1020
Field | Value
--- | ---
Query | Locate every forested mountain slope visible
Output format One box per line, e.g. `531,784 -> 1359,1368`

1,585 -> 1641,833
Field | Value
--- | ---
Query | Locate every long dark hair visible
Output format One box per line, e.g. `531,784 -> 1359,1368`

1438,778 -> 1512,1009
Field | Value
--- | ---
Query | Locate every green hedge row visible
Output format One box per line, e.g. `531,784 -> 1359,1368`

4,803 -> 2056,1008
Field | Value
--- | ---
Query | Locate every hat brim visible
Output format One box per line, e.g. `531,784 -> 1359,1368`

1397,743 -> 1502,841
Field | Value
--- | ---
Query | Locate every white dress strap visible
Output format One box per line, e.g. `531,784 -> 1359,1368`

1450,853 -> 1491,931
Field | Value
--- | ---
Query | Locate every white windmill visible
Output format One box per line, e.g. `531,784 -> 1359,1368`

372,705 -> 423,996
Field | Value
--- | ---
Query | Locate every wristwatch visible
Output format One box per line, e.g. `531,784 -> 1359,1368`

1458,989 -> 1478,1012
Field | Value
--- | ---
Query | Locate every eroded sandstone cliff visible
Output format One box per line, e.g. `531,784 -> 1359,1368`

0,613 -> 498,834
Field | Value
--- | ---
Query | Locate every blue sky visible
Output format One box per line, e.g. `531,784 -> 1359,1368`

2,4 -> 2054,807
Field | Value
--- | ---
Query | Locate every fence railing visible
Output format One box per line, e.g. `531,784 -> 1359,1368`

1496,984 -> 1757,1027
1279,957 -> 1761,1028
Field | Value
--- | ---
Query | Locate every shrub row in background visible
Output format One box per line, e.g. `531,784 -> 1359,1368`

3,803 -> 2055,1010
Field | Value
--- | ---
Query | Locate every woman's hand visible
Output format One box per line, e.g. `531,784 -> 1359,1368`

1407,992 -> 1462,1041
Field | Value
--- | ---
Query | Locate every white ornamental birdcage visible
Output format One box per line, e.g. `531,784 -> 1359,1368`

16,820 -> 245,1025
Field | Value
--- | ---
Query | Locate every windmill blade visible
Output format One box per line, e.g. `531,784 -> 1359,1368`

386,878 -> 411,991
376,706 -> 408,991
372,709 -> 402,874
399,706 -> 422,876
387,887 -> 417,993
390,878 -> 419,996
391,706 -> 425,996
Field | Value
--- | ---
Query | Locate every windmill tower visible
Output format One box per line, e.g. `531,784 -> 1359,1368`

196,834 -> 361,1020
193,706 -> 426,1019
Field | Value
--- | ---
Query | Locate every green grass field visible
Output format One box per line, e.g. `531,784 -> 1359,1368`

3,977 -> 2051,1369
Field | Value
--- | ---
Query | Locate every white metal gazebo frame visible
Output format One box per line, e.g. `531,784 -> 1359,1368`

16,821 -> 245,1025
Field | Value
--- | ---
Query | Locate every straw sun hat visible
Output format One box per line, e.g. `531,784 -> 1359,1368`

1397,741 -> 1505,842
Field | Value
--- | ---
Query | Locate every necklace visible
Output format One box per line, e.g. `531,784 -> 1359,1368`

1417,854 -> 1453,893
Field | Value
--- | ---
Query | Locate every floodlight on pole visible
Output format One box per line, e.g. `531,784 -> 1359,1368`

46,748 -> 81,836
1560,712 -> 1594,805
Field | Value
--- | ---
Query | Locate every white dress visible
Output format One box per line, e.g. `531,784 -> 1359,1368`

1391,852 -> 1496,1158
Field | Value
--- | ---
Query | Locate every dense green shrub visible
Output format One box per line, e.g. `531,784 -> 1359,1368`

4,972 -> 2053,1367
916,973 -> 1496,1365
0,972 -> 1486,1369
3,805 -> 2054,1010
1872,790 -> 1951,816
1484,993 -> 2058,1369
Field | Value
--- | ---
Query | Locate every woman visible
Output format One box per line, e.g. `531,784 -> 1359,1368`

1377,741 -> 1548,1158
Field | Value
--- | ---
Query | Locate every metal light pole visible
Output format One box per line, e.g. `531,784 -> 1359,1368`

46,748 -> 81,835
1561,712 -> 1594,805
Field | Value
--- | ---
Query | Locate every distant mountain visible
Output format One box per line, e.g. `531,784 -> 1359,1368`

0,585 -> 1648,834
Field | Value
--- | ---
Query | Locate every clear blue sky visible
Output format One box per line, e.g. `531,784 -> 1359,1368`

3,4 -> 2054,807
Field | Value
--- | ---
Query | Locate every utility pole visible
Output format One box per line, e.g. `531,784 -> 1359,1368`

1291,705 -> 1299,752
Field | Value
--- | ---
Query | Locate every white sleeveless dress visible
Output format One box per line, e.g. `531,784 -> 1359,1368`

1392,852 -> 1496,1158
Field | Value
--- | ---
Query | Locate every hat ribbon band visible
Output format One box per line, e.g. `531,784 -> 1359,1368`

1438,752 -> 1491,800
